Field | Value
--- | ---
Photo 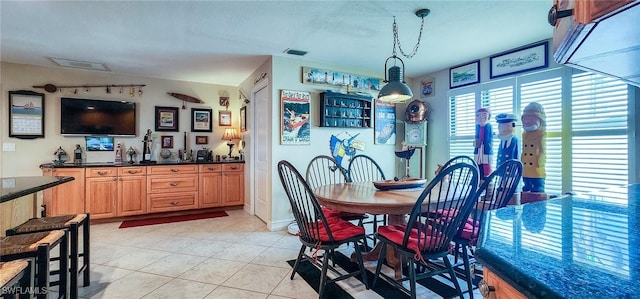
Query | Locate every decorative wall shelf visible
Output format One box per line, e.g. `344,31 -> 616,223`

320,91 -> 373,128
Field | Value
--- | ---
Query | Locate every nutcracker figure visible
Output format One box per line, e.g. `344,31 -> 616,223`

474,107 -> 493,178
521,102 -> 546,193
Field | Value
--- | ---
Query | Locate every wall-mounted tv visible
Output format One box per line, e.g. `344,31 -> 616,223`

60,97 -> 136,136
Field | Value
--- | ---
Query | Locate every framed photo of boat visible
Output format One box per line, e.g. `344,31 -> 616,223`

155,106 -> 179,132
9,90 -> 45,139
191,108 -> 212,132
449,60 -> 480,89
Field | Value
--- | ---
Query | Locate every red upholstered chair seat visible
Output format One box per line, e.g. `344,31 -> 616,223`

378,225 -> 444,254
459,218 -> 480,241
310,217 -> 365,242
321,207 -> 341,219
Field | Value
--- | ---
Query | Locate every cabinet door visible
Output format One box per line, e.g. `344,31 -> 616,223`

199,172 -> 223,208
85,176 -> 117,219
222,172 -> 244,206
118,176 -> 147,216
42,168 -> 85,216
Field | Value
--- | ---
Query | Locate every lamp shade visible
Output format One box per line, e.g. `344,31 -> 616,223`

378,65 -> 413,103
221,128 -> 240,141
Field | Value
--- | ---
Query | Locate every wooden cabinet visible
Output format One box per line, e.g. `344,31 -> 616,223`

320,91 -> 372,128
42,168 -> 85,216
573,0 -> 633,24
198,164 -> 244,207
85,166 -> 147,219
222,164 -> 244,206
199,164 -> 223,208
147,165 -> 198,213
480,268 -> 527,299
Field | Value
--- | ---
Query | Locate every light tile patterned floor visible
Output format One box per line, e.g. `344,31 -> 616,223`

77,209 -> 480,298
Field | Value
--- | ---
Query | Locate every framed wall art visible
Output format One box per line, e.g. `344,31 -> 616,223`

195,136 -> 208,144
302,66 -> 381,91
240,106 -> 247,132
191,108 -> 212,132
161,135 -> 173,148
9,90 -> 45,139
449,60 -> 480,89
420,77 -> 435,98
155,106 -> 179,132
374,100 -> 396,145
280,89 -> 310,145
219,110 -> 232,126
490,41 -> 548,79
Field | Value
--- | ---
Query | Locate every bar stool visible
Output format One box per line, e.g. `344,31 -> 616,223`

0,259 -> 30,298
6,214 -> 90,298
0,230 -> 68,299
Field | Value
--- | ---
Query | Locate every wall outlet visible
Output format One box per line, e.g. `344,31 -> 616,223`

2,143 -> 16,152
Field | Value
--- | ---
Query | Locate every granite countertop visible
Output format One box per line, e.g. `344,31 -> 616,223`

40,160 -> 245,168
1,176 -> 75,203
476,184 -> 639,299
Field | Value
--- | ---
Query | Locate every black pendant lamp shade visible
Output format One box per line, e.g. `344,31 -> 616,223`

378,56 -> 413,102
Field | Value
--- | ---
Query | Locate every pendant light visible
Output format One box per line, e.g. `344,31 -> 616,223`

378,9 -> 430,103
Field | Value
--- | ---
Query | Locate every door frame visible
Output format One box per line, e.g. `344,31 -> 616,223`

247,78 -> 270,221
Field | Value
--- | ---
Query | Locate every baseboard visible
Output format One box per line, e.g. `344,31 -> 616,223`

269,218 -> 294,232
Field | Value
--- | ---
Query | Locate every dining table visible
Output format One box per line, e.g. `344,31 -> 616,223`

313,181 -> 434,279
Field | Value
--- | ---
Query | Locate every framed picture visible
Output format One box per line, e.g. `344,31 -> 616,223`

219,110 -> 232,126
191,108 -> 212,132
155,106 -> 179,132
490,41 -> 548,79
280,90 -> 311,145
420,77 -> 435,98
161,135 -> 173,148
240,106 -> 247,132
195,136 -> 208,144
449,60 -> 480,89
9,90 -> 45,139
374,100 -> 396,145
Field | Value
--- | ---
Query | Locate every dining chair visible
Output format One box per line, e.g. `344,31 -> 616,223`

372,162 -> 479,299
452,159 -> 523,297
278,160 -> 369,298
306,155 -> 367,223
347,154 -> 387,245
436,155 -> 478,176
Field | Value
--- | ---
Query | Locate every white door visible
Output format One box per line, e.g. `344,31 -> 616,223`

253,82 -> 270,223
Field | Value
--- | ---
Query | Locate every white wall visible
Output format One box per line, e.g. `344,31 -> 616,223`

1,62 -> 242,177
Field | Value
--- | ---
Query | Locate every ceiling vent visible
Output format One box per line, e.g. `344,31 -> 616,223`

284,48 -> 308,56
49,57 -> 111,71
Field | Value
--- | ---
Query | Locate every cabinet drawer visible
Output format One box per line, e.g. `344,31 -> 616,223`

118,166 -> 147,176
148,165 -> 197,175
222,164 -> 243,172
86,168 -> 117,177
147,174 -> 198,193
148,191 -> 198,212
199,164 -> 222,173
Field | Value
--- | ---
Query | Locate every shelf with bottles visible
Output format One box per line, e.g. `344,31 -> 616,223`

320,91 -> 373,128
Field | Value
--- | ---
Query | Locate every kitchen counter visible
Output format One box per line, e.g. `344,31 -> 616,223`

476,184 -> 639,298
40,160 -> 244,168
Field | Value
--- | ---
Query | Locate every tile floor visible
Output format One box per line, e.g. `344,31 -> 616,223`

71,209 -> 480,298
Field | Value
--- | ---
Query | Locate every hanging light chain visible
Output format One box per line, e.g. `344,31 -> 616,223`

392,15 -> 425,59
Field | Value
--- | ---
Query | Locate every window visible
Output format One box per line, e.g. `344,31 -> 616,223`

448,68 -> 630,195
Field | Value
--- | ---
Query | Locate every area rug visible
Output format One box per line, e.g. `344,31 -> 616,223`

119,211 -> 228,228
287,251 -> 470,299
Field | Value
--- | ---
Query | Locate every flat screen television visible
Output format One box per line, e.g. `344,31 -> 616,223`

60,97 -> 136,136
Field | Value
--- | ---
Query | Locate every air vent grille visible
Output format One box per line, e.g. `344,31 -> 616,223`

49,57 -> 111,71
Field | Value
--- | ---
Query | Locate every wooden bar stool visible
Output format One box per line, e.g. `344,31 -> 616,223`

0,259 -> 30,298
6,214 -> 90,298
0,230 -> 68,298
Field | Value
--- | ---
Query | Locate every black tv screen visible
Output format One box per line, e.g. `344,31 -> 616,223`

61,98 -> 136,136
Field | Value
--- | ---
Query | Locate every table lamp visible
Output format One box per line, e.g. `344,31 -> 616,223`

221,128 -> 241,157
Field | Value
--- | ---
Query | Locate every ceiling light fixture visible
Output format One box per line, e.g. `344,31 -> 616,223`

378,8 -> 430,103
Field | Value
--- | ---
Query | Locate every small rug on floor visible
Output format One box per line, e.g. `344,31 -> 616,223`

119,211 -> 228,228
287,251 -> 470,299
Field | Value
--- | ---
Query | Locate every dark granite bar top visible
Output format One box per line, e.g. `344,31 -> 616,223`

1,176 -> 74,203
40,160 -> 245,168
476,184 -> 639,299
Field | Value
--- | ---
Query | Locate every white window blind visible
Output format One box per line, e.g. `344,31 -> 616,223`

449,92 -> 476,159
481,86 -> 514,168
571,73 -> 628,193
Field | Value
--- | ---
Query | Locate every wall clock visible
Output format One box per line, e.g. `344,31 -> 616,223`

404,121 -> 427,146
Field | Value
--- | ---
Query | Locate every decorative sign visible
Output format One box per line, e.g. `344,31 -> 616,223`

420,77 -> 435,98
374,100 -> 396,145
281,90 -> 311,145
490,41 -> 548,79
302,67 -> 381,91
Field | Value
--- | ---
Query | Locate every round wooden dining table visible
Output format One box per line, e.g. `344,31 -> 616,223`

313,181 -> 428,279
